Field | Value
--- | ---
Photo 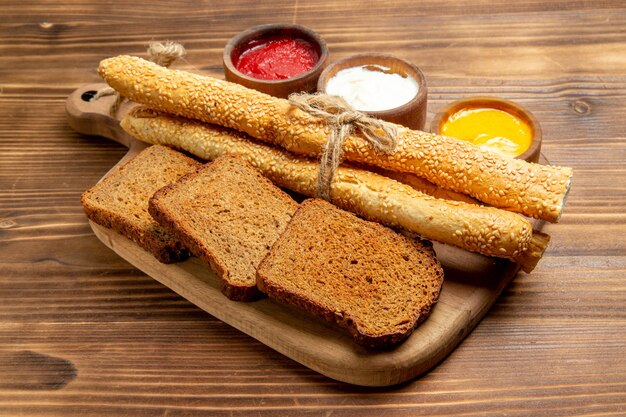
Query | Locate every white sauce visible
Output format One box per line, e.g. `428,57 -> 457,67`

325,65 -> 419,112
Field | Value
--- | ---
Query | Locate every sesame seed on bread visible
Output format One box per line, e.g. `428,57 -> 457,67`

149,154 -> 299,301
80,144 -> 201,263
101,55 -> 572,223
256,199 -> 444,348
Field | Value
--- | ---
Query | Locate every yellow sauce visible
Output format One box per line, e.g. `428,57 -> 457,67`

441,107 -> 532,158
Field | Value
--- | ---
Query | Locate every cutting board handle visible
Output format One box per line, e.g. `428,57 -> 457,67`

66,83 -> 138,148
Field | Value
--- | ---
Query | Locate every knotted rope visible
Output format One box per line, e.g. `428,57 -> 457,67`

288,92 -> 399,200
91,41 -> 186,116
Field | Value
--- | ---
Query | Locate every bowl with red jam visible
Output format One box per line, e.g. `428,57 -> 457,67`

223,24 -> 329,98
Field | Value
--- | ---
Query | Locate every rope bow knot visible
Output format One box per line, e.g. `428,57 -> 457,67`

288,92 -> 399,200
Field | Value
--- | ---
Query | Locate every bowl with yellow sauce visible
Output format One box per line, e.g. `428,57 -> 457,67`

430,97 -> 542,163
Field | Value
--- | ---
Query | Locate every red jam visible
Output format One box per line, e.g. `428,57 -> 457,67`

234,37 -> 319,80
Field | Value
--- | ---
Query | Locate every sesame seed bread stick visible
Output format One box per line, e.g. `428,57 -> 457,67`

121,111 -> 548,272
98,55 -> 572,223
373,168 -> 480,205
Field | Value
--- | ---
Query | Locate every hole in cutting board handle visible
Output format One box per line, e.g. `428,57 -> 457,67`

81,90 -> 98,102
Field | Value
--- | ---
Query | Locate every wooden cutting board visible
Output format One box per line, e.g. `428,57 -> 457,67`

66,83 -> 545,386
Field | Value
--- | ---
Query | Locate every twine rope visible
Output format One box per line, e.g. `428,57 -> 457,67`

91,41 -> 186,116
288,92 -> 399,200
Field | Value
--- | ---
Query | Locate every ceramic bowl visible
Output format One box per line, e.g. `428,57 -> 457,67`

223,23 -> 329,99
317,53 -> 428,130
430,97 -> 542,163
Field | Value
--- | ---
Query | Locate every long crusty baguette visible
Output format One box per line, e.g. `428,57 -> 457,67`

99,55 -> 572,223
120,110 -> 549,272
373,168 -> 479,205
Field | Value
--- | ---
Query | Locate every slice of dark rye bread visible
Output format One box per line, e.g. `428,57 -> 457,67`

256,199 -> 444,348
81,145 -> 201,263
149,155 -> 299,301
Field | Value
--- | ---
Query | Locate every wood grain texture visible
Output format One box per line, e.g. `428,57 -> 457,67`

1,0 -> 625,415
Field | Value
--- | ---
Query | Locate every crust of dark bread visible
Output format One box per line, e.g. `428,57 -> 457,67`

257,199 -> 444,349
149,154 -> 298,301
80,145 -> 200,263
149,182 -> 245,298
81,199 -> 190,263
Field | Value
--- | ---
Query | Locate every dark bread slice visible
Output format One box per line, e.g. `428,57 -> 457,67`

149,154 -> 299,301
256,199 -> 444,348
81,145 -> 201,263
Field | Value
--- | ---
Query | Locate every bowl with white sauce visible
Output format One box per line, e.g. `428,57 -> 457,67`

317,54 -> 428,130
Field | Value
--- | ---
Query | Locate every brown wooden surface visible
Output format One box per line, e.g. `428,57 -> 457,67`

1,0 -> 625,415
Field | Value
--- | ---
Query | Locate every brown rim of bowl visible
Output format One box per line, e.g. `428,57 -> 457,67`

223,23 -> 329,86
317,53 -> 428,119
430,97 -> 543,163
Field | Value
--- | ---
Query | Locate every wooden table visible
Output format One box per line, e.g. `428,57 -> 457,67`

1,1 -> 625,415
